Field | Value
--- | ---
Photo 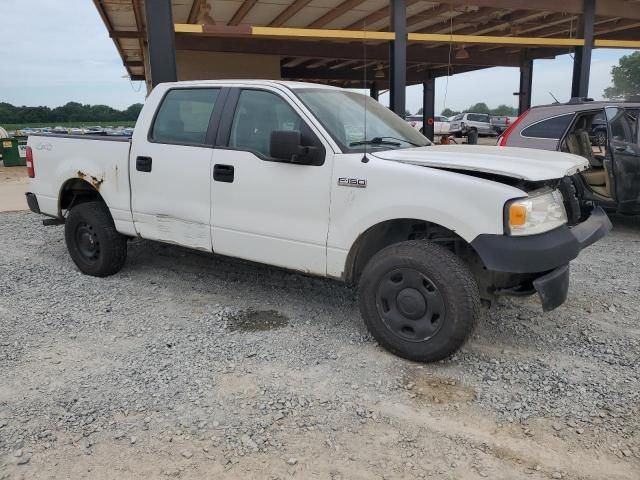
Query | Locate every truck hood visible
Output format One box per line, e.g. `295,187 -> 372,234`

371,145 -> 589,181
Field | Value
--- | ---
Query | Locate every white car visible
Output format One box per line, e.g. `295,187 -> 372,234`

449,112 -> 496,137
406,115 -> 450,135
25,80 -> 611,362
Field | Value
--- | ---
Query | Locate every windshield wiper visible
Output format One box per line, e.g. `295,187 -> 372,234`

376,136 -> 422,147
350,137 -> 401,147
349,136 -> 422,147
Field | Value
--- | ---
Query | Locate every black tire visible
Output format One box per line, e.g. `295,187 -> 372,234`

358,241 -> 480,362
64,201 -> 127,277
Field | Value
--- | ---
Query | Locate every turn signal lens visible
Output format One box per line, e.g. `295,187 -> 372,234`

509,204 -> 527,226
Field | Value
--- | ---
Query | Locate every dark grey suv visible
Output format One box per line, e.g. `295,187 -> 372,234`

499,100 -> 640,215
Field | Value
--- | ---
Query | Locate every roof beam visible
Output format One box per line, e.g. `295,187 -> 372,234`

111,30 -> 144,39
269,0 -> 313,27
175,33 -> 559,66
437,0 -> 640,20
229,0 -> 258,26
188,0 -> 202,24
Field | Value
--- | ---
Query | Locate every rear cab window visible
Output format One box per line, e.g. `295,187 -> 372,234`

151,88 -> 219,146
467,114 -> 490,123
521,114 -> 574,139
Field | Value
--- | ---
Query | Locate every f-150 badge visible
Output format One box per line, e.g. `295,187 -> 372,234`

338,177 -> 367,188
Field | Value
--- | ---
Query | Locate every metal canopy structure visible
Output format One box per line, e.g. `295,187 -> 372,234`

94,0 -> 640,136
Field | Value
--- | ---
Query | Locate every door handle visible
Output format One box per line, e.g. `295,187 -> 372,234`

214,164 -> 234,183
614,146 -> 627,153
136,156 -> 152,172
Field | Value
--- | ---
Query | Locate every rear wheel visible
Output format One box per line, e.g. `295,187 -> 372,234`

64,201 -> 127,277
358,241 -> 480,362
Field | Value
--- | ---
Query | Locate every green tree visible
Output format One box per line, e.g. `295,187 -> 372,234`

465,102 -> 490,114
604,51 -> 640,99
0,102 -> 144,125
490,104 -> 517,116
441,108 -> 459,117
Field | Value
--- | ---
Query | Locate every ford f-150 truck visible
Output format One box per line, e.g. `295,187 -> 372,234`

25,80 -> 611,362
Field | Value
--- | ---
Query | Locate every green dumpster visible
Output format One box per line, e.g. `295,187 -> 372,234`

1,137 -> 28,166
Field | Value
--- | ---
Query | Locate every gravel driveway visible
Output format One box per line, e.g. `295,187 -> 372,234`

1,211 -> 638,479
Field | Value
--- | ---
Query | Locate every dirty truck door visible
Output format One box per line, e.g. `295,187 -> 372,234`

607,107 -> 640,213
210,88 -> 332,275
130,88 -> 222,251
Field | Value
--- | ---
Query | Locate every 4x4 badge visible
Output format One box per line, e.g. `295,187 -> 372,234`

338,177 -> 367,188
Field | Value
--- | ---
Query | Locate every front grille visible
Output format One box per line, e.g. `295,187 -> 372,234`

558,176 -> 586,225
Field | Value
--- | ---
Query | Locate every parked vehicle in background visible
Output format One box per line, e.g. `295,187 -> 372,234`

449,113 -> 496,137
491,115 -> 518,134
499,99 -> 640,215
26,80 -> 611,363
406,115 -> 450,135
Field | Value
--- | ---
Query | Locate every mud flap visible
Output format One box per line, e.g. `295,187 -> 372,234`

533,264 -> 570,312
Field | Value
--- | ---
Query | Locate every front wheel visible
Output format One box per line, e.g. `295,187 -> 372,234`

358,241 -> 480,362
64,201 -> 127,277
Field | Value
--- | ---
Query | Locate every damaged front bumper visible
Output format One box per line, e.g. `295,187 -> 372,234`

470,207 -> 612,311
532,264 -> 570,312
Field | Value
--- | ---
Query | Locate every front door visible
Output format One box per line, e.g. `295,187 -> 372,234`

210,87 -> 332,275
130,87 -> 222,251
606,107 -> 640,213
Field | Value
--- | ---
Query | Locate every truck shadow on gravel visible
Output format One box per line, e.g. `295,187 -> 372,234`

608,213 -> 640,233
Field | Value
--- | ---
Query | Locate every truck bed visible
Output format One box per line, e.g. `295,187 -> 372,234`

27,133 -> 134,233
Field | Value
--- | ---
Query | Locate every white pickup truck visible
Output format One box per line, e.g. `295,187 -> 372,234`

26,80 -> 611,362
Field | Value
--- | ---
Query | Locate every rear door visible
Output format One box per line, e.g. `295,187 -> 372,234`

477,114 -> 492,134
210,87 -> 333,275
606,107 -> 640,212
130,87 -> 225,251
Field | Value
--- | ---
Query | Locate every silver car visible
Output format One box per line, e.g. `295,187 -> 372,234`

499,100 -> 640,215
449,112 -> 496,137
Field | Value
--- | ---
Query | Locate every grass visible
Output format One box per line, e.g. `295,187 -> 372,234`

2,121 -> 136,130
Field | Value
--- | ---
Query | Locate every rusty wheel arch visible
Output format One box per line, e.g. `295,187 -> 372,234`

58,177 -> 105,216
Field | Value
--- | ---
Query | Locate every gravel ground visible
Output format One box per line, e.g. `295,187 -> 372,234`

0,211 -> 638,480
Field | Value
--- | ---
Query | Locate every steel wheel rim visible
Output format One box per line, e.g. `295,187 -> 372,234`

375,267 -> 446,342
75,222 -> 100,261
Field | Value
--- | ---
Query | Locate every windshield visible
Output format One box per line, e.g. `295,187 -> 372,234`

294,88 -> 431,152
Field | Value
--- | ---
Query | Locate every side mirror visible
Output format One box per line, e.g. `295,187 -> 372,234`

270,130 -> 315,165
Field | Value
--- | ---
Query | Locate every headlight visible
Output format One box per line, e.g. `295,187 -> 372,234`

506,188 -> 567,236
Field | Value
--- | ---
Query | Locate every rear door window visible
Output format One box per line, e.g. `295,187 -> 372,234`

606,107 -> 638,145
521,114 -> 574,139
151,88 -> 219,146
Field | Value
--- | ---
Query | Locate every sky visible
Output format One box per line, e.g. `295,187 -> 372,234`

0,0 -> 633,113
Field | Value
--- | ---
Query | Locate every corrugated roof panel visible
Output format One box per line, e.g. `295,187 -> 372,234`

243,1 -> 291,26
211,0 -> 244,24
103,0 -> 138,30
171,0 -> 194,23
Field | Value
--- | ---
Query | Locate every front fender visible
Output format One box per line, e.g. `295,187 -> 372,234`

326,154 -> 526,278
